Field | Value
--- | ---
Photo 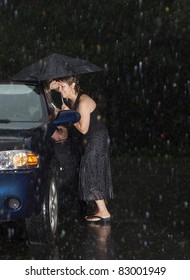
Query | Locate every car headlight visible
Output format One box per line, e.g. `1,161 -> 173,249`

0,150 -> 39,170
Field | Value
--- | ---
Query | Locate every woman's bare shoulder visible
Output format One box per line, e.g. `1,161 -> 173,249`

79,93 -> 96,111
80,93 -> 90,99
79,93 -> 92,104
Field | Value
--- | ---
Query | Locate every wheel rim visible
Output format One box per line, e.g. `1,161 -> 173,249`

49,178 -> 58,234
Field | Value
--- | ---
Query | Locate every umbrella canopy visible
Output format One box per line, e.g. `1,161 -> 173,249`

12,53 -> 102,82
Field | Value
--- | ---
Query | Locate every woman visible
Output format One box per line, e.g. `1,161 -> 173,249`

49,76 -> 113,222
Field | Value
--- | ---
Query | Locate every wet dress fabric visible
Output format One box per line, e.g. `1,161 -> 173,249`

72,92 -> 113,202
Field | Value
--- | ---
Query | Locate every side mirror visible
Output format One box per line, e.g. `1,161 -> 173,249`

53,110 -> 81,126
46,110 -> 81,138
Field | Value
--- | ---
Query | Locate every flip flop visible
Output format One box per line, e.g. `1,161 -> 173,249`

85,215 -> 111,224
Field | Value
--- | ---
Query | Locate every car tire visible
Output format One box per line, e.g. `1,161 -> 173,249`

25,162 -> 59,245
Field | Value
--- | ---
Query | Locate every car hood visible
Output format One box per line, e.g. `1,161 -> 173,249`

0,122 -> 48,151
0,121 -> 43,131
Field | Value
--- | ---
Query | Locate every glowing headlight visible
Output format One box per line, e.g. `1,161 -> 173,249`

0,150 -> 39,170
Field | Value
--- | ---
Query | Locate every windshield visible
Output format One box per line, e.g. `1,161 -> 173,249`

0,84 -> 43,122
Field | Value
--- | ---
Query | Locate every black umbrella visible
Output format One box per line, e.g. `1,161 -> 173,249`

12,53 -> 102,82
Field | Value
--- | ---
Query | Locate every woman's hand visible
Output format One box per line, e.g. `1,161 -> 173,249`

54,107 -> 61,116
61,104 -> 70,110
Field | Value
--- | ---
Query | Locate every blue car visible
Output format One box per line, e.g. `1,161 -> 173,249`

0,82 -> 80,244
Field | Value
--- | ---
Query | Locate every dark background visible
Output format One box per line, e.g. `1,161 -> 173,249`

0,0 -> 190,157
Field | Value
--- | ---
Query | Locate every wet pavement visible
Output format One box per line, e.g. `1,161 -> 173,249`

1,155 -> 190,260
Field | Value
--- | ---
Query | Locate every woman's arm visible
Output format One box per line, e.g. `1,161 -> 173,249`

73,100 -> 91,134
61,94 -> 95,135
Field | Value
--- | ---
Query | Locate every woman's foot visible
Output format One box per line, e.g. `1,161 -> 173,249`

85,215 -> 111,223
85,199 -> 111,222
85,209 -> 111,222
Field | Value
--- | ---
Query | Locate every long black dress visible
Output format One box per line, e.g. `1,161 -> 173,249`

72,92 -> 113,202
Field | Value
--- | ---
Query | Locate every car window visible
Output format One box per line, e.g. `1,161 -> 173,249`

51,89 -> 63,109
0,84 -> 43,122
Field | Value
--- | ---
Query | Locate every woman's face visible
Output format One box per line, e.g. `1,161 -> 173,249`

58,81 -> 75,98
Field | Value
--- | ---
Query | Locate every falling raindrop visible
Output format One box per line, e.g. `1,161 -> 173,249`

137,233 -> 142,239
159,194 -> 163,202
171,167 -> 175,176
184,201 -> 188,208
147,160 -> 152,171
139,0 -> 143,9
167,140 -> 170,147
143,224 -> 147,231
148,39 -> 152,49
8,227 -> 15,239
139,61 -> 143,73
104,63 -> 108,73
180,220 -> 185,226
60,229 -> 66,238
145,211 -> 150,219
14,10 -> 18,19
140,12 -> 143,19
187,80 -> 190,93
4,0 -> 7,7
134,65 -> 138,75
